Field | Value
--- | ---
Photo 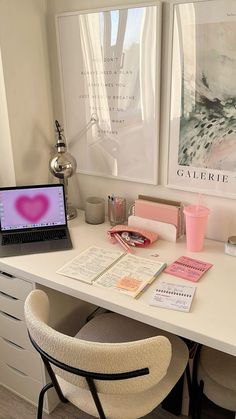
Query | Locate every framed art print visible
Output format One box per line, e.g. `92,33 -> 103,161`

166,0 -> 236,198
56,3 -> 161,184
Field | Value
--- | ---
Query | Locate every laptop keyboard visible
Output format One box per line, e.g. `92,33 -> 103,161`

2,229 -> 67,245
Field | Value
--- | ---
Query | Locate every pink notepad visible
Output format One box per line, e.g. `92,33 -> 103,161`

164,256 -> 213,282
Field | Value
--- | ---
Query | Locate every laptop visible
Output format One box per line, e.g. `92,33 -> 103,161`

0,184 -> 73,257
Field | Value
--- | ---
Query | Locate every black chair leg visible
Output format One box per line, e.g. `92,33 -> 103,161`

196,380 -> 204,419
37,383 -> 53,419
86,377 -> 106,419
42,357 -> 68,403
191,344 -> 203,419
185,363 -> 196,419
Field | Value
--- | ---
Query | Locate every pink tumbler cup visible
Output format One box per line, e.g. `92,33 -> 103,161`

183,205 -> 210,252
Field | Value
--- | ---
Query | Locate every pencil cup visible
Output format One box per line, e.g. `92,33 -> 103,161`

184,205 -> 210,252
85,197 -> 105,224
108,197 -> 126,226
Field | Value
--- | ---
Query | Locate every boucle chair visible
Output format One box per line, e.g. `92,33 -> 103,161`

192,344 -> 236,419
24,289 -> 189,419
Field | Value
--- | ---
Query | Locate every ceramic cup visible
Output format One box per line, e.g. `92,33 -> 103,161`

85,197 -> 105,224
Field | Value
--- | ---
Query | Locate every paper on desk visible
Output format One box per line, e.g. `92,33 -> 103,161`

150,281 -> 196,312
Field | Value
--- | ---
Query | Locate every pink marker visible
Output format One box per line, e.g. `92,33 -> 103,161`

113,233 -> 133,253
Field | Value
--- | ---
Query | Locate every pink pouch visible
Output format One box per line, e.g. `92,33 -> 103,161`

107,224 -> 158,247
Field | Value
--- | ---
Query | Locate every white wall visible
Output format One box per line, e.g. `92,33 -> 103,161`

0,48 -> 15,186
47,0 -> 236,242
0,0 -> 54,185
0,0 -> 234,242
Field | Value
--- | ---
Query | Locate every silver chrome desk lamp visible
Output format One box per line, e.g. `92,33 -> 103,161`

49,120 -> 77,220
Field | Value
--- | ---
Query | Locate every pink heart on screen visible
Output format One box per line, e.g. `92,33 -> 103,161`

15,194 -> 49,222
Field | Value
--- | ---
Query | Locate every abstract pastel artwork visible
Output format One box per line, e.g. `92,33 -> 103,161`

167,0 -> 236,197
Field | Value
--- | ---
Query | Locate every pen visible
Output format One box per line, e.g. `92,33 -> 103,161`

135,275 -> 157,299
135,263 -> 167,299
113,233 -> 133,253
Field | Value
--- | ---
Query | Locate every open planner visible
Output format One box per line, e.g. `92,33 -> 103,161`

57,246 -> 166,298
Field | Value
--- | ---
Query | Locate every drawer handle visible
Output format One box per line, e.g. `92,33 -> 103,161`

2,336 -> 24,350
0,310 -> 21,321
6,363 -> 28,377
0,271 -> 14,278
0,291 -> 18,301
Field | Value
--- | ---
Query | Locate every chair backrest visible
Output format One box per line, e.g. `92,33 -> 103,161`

24,290 -> 172,395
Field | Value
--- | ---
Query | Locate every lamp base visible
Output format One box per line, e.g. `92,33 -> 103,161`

66,206 -> 77,220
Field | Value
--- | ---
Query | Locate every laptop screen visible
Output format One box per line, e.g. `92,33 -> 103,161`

0,184 -> 67,232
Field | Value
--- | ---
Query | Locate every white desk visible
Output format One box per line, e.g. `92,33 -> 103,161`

0,213 -> 235,357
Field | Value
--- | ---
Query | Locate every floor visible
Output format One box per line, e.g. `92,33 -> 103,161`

0,385 -> 233,419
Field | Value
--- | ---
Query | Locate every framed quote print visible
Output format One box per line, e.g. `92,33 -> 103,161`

166,0 -> 236,198
56,3 -> 161,184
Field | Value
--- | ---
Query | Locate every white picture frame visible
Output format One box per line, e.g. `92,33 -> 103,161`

56,2 -> 161,184
165,0 -> 236,198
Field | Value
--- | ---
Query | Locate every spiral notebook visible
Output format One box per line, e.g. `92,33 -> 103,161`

57,246 -> 166,298
150,281 -> 196,312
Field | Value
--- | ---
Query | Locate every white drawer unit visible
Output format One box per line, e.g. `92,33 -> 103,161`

0,291 -> 25,320
0,361 -> 43,406
0,272 -> 33,300
0,271 -> 33,350
0,270 -> 59,413
0,336 -> 43,381
0,309 -> 32,350
0,270 -> 46,407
